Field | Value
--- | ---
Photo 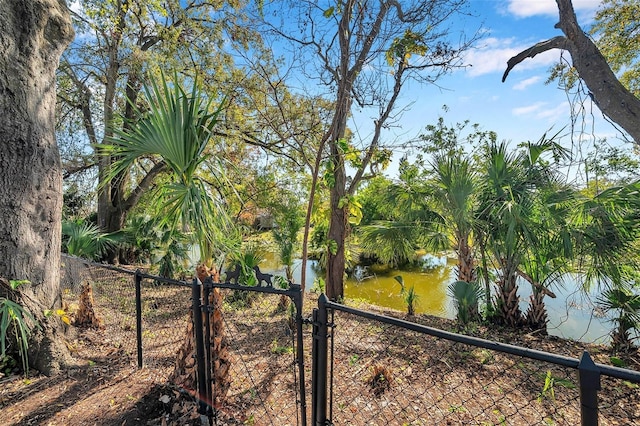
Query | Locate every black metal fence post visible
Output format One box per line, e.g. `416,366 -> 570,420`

202,279 -> 213,419
134,270 -> 143,368
312,294 -> 330,426
291,284 -> 307,426
192,278 -> 208,417
578,351 -> 601,426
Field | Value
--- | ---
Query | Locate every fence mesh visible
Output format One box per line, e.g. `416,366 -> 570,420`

211,291 -> 305,425
60,255 -> 191,382
57,257 -> 639,425
59,257 -> 308,424
326,309 -> 638,426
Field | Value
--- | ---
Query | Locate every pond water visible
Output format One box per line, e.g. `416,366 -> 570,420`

260,253 -> 614,345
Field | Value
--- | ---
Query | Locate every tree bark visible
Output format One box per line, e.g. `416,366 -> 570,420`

326,143 -> 348,300
503,0 -> 640,144
0,0 -> 74,374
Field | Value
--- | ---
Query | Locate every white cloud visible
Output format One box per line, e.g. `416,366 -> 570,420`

537,101 -> 570,120
512,101 -> 570,122
505,0 -> 602,18
464,37 -> 561,77
513,102 -> 547,117
513,76 -> 542,90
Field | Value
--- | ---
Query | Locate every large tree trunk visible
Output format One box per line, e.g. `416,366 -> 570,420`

0,0 -> 74,374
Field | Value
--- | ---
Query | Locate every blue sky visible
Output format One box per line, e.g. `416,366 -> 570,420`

68,0 -> 628,180
370,0 -> 629,172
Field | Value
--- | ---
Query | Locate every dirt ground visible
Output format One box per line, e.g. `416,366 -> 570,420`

2,290 -> 640,426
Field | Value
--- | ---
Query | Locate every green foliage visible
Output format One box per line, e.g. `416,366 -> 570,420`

386,30 -> 428,69
270,338 -> 293,355
62,220 -> 122,260
572,181 -> 640,291
271,193 -> 305,280
598,286 -> 640,351
360,222 -> 418,267
338,195 -> 363,225
610,356 -> 626,367
448,280 -> 482,325
591,0 -> 640,96
323,6 -> 335,18
122,215 -> 191,278
0,281 -> 38,378
356,176 -> 394,225
311,277 -> 326,294
418,115 -> 497,157
229,243 -> 266,287
100,72 -> 239,262
394,275 -> 419,316
537,370 -> 556,403
584,144 -> 640,189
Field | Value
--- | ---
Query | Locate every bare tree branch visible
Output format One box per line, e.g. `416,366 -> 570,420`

502,0 -> 640,144
502,36 -> 568,82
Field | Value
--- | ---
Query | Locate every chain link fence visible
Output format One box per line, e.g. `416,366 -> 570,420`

60,256 -> 308,425
60,255 -> 191,381
327,309 -> 580,425
58,256 -> 639,425
209,291 -> 305,425
313,296 -> 640,426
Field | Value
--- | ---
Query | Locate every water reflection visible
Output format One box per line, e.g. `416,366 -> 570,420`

344,255 -> 455,319
259,253 -> 614,344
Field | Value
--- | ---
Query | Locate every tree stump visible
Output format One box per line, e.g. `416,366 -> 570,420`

74,282 -> 103,329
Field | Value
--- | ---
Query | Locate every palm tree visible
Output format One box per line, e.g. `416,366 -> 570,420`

101,72 -> 239,408
428,153 -> 481,322
358,171 -> 440,268
598,287 -> 640,352
358,220 -> 425,267
571,181 -> 640,291
573,180 -> 640,349
477,139 -> 567,327
62,220 -> 121,261
520,244 -> 567,332
521,176 -> 576,331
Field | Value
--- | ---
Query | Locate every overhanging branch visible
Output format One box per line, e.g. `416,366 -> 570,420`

502,36 -> 569,82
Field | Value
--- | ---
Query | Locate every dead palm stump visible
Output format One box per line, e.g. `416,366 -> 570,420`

74,282 -> 103,328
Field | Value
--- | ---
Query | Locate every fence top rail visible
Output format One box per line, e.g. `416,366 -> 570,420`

206,279 -> 302,297
320,295 -> 640,383
136,270 -> 191,286
62,254 -> 138,275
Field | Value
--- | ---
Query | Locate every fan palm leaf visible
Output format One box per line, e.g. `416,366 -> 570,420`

99,72 -> 237,261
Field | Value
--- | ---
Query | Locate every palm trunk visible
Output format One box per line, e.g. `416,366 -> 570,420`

525,291 -> 548,333
170,266 -> 231,407
75,282 -> 103,329
495,260 -> 523,327
457,237 -> 480,321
